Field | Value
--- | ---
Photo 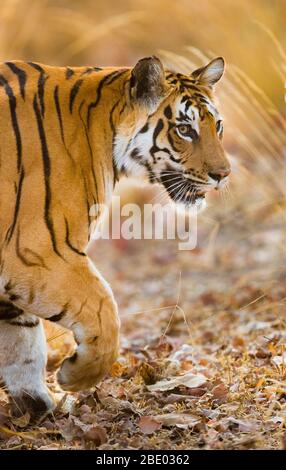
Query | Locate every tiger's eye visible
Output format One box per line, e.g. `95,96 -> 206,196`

177,124 -> 198,140
179,125 -> 189,135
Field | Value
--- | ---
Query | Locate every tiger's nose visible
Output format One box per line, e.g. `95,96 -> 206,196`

208,168 -> 230,182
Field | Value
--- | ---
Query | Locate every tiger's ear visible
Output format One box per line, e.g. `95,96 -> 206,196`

130,56 -> 166,106
191,57 -> 225,87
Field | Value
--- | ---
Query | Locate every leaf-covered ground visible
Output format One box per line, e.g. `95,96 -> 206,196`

1,201 -> 286,450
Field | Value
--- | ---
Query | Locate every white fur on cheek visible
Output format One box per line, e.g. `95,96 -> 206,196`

114,119 -> 154,178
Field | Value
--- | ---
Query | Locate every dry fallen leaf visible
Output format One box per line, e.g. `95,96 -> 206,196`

272,353 -> 286,366
84,426 -> 108,445
154,413 -> 200,429
147,372 -> 206,392
186,387 -> 207,397
212,383 -> 229,399
227,418 -> 260,433
138,416 -> 161,434
54,393 -> 78,415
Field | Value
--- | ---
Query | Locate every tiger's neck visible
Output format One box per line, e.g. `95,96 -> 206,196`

61,66 -> 133,250
78,67 -> 129,203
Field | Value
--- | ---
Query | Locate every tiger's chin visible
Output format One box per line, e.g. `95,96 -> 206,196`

159,171 -> 208,213
176,193 -> 207,213
185,190 -> 207,211
188,196 -> 207,212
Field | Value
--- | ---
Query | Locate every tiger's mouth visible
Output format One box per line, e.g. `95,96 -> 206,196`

160,171 -> 207,206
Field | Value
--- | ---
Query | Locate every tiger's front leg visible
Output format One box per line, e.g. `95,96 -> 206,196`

21,257 -> 121,392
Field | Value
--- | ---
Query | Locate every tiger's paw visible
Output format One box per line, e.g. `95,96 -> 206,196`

57,345 -> 118,392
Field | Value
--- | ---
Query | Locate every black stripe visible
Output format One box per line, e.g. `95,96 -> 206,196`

27,62 -> 45,73
64,218 -> 86,256
65,67 -> 74,80
150,118 -> 164,160
109,99 -> 120,135
69,79 -> 83,113
110,99 -> 121,185
5,62 -> 27,99
33,95 -> 63,259
80,67 -> 102,76
6,168 -> 25,243
181,82 -> 200,91
79,101 -> 99,205
54,85 -> 65,145
0,73 -> 25,243
54,86 -> 75,164
81,67 -> 93,76
81,172 -> 92,233
169,152 -> 184,163
9,318 -> 39,327
164,105 -> 172,120
113,158 -> 118,185
48,308 -> 67,322
184,99 -> 192,113
38,72 -> 48,117
119,102 -> 126,117
28,61 -> 49,118
87,69 -> 128,128
181,95 -> 189,103
0,74 -> 22,171
139,123 -> 149,134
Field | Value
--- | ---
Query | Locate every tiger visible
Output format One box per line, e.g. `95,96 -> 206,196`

0,56 -> 230,418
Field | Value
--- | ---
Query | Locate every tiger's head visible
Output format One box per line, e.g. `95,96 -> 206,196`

114,56 -> 230,210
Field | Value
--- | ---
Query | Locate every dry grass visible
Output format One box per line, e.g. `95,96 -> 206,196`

0,0 -> 285,450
